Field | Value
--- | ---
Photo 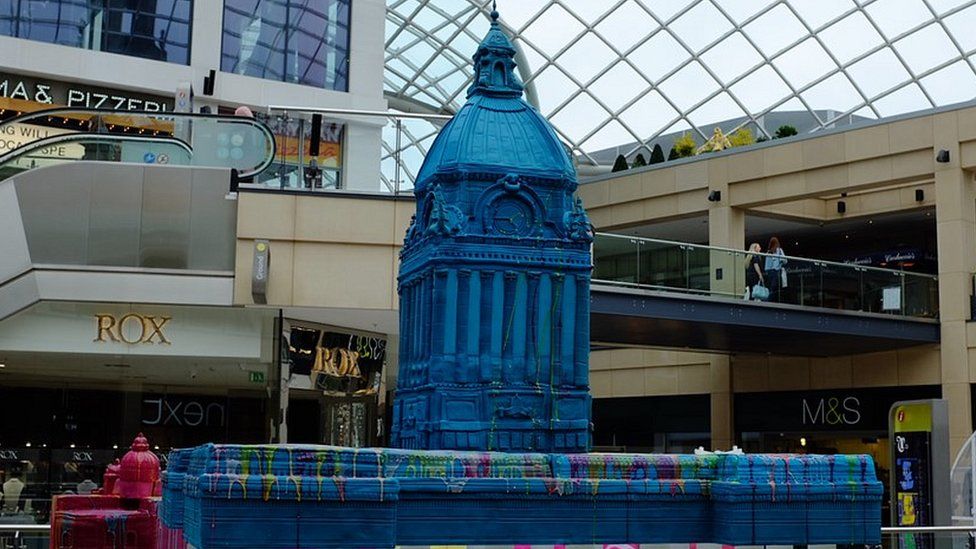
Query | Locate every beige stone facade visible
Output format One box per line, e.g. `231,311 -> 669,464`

580,103 -> 976,456
235,193 -> 413,313
234,103 -> 976,457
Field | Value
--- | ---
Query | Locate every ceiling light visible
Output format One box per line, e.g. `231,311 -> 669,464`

25,442 -> 30,447
69,443 -> 75,448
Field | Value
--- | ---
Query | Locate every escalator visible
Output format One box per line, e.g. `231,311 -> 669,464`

0,107 -> 276,320
0,107 -> 275,180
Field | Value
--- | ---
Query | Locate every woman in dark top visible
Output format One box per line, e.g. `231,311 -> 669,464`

745,242 -> 764,299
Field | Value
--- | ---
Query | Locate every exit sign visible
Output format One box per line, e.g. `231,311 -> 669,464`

248,371 -> 265,383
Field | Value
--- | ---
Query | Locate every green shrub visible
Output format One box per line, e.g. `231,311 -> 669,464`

674,132 -> 697,158
774,125 -> 798,139
729,128 -> 755,147
611,154 -> 629,172
650,144 -> 665,164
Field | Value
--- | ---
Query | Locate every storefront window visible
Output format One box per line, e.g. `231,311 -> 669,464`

284,322 -> 387,446
251,112 -> 344,191
0,385 -> 267,523
735,385 -> 942,526
592,394 -> 711,453
221,0 -> 350,91
0,0 -> 193,64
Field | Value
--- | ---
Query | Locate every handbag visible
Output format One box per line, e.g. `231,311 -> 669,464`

780,268 -> 788,288
751,284 -> 770,301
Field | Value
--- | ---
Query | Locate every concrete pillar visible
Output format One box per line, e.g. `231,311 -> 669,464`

706,160 -> 739,450
380,336 -> 398,446
710,355 -> 733,450
190,1 -> 222,71
934,112 -> 976,458
708,204 -> 745,297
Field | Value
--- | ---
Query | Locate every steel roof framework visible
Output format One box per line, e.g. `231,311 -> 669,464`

383,0 -> 976,191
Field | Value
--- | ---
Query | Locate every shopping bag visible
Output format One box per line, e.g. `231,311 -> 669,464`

751,284 -> 770,301
780,268 -> 788,288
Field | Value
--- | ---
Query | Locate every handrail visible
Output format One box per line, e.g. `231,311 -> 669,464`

595,231 -> 938,281
266,105 -> 454,121
882,525 -> 976,532
2,524 -> 974,533
0,524 -> 49,532
0,133 -> 191,165
0,106 -> 276,128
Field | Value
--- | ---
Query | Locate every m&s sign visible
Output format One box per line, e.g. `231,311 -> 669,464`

802,396 -> 861,426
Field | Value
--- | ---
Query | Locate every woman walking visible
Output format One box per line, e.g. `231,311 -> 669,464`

764,236 -> 788,302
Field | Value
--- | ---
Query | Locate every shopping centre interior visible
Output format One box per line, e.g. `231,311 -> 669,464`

2,0 -> 976,544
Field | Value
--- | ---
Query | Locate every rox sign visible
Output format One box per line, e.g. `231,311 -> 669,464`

93,313 -> 171,345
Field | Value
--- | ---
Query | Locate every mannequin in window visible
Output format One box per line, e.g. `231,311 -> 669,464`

304,158 -> 323,190
76,464 -> 98,495
2,469 -> 25,513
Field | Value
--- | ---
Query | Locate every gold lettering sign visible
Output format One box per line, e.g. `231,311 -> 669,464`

94,314 -> 171,345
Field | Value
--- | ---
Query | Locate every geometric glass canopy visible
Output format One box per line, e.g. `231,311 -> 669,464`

385,0 -> 976,188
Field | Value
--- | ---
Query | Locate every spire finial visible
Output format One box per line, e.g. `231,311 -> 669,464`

491,1 -> 499,22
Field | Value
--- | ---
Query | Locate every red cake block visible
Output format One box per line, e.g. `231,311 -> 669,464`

49,434 -> 163,549
51,508 -> 155,549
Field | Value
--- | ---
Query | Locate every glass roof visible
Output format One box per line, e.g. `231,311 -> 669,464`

384,0 -> 976,187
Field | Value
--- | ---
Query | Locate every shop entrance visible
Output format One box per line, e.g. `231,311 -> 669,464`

283,320 -> 388,447
735,385 -> 941,527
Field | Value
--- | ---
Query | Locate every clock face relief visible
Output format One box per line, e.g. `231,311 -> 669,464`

490,198 -> 534,236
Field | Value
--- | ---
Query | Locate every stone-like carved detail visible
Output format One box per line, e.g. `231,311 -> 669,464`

402,215 -> 419,251
495,395 -> 535,419
425,185 -> 465,236
563,197 -> 593,242
500,173 -> 521,192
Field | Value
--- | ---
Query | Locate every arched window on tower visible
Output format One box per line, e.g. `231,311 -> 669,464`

493,62 -> 507,87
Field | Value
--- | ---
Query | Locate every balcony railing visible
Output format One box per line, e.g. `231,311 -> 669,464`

594,232 -> 939,319
259,105 -> 452,194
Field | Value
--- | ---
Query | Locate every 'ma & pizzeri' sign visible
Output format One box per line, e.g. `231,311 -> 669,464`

0,74 -> 171,111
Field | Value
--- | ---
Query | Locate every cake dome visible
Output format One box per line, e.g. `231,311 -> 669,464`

414,8 -> 576,190
115,433 -> 161,499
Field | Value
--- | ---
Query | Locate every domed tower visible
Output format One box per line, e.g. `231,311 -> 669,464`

392,8 -> 592,453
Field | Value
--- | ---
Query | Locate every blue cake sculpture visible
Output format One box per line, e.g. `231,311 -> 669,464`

159,9 -> 883,549
390,7 -> 592,453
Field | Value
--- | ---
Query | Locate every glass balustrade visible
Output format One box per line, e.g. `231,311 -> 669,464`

594,232 -> 939,319
258,106 -> 452,194
0,108 -> 275,181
